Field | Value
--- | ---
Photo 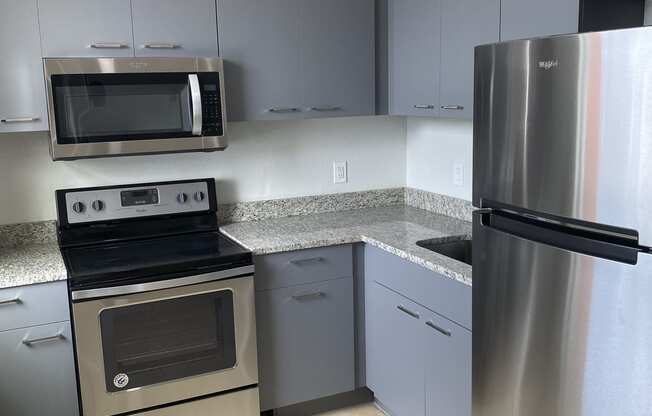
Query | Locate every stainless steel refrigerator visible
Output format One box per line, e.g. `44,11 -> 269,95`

473,27 -> 652,416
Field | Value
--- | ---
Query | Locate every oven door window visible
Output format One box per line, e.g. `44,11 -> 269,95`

99,289 -> 236,392
51,73 -> 194,144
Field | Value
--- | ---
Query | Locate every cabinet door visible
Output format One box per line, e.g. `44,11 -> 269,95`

424,312 -> 472,416
0,0 -> 48,133
500,0 -> 580,41
256,277 -> 355,411
388,0 -> 441,117
217,0 -> 303,121
366,281 -> 425,416
38,0 -> 134,57
439,0 -> 499,119
300,0 -> 375,118
0,322 -> 79,416
132,0 -> 218,57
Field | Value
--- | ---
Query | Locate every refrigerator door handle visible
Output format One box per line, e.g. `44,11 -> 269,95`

480,211 -> 644,265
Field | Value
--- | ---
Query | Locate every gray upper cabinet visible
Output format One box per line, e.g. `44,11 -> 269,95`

300,0 -> 375,118
218,0 -> 303,121
500,0 -> 580,41
388,0 -> 441,117
132,0 -> 219,57
439,0 -> 499,119
38,0 -> 134,57
218,0 -> 375,121
424,310 -> 471,416
0,0 -> 48,133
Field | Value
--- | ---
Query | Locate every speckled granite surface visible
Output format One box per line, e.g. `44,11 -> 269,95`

405,187 -> 473,222
221,205 -> 473,286
0,221 -> 57,248
0,243 -> 67,289
218,188 -> 405,224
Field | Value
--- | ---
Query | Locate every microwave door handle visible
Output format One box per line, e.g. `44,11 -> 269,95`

189,74 -> 203,136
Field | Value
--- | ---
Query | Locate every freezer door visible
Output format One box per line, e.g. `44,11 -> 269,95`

473,27 -> 652,246
473,211 -> 652,416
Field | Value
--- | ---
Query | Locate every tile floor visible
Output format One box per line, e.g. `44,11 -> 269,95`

312,402 -> 387,416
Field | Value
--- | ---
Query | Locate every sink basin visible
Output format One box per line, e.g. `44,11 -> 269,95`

416,239 -> 472,266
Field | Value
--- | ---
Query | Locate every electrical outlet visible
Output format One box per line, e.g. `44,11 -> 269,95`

453,163 -> 464,187
333,161 -> 348,184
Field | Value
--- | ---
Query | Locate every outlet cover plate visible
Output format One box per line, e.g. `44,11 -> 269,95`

333,161 -> 347,184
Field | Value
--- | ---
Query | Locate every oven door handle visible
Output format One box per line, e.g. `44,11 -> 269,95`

189,74 -> 203,136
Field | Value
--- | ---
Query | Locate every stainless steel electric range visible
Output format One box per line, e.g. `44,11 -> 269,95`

56,178 -> 259,416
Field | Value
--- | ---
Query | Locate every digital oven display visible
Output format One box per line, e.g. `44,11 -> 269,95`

121,188 -> 159,207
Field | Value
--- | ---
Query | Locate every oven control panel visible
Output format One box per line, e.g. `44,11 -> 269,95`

62,180 -> 212,224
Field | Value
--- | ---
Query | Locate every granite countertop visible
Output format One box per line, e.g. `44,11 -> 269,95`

0,243 -> 67,290
221,205 -> 473,286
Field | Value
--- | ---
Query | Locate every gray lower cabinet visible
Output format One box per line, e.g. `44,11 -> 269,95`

131,0 -> 219,57
256,276 -> 355,411
388,0 -> 441,117
218,0 -> 375,121
365,281 -> 425,416
0,321 -> 79,416
500,0 -> 580,41
439,0 -> 500,119
0,0 -> 48,133
38,0 -> 134,57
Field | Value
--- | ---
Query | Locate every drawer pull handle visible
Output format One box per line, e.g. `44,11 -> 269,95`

292,291 -> 325,301
441,105 -> 465,111
309,106 -> 342,112
414,104 -> 435,110
268,107 -> 300,114
143,42 -> 180,49
22,332 -> 65,346
426,321 -> 451,337
0,296 -> 21,306
89,42 -> 128,49
290,257 -> 324,266
397,305 -> 420,319
1,117 -> 39,123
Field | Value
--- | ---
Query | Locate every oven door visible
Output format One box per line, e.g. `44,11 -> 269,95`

44,58 -> 227,160
72,273 -> 257,416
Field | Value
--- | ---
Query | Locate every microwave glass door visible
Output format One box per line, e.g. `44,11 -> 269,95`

51,73 -> 195,144
99,289 -> 236,392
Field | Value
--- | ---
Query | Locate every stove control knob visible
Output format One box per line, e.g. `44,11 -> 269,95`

91,200 -> 105,212
177,193 -> 189,204
72,202 -> 86,214
194,191 -> 205,202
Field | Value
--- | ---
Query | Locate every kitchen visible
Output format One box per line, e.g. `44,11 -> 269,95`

1,1 -> 651,416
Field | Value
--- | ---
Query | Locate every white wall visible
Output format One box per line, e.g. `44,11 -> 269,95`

406,118 -> 473,201
0,116 -> 406,225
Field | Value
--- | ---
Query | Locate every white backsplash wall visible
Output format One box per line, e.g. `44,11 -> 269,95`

406,118 -> 473,201
0,116 -> 407,225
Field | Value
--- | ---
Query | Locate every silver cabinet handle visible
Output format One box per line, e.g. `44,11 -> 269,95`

0,296 -> 21,306
1,117 -> 39,123
426,321 -> 451,337
268,107 -> 300,114
290,257 -> 324,266
292,291 -> 325,301
143,42 -> 180,49
89,42 -> 128,49
22,332 -> 65,346
309,106 -> 342,112
414,104 -> 435,110
188,74 -> 203,136
441,105 -> 465,111
397,305 -> 420,319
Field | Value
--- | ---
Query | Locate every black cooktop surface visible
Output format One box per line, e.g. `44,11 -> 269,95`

62,231 -> 252,290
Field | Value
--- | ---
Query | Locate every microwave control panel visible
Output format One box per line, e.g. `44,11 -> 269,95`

199,73 -> 224,137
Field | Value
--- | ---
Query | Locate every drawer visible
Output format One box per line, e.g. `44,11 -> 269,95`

365,245 -> 471,330
254,245 -> 353,291
0,281 -> 70,332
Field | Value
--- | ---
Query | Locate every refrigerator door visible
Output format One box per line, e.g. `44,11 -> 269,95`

473,27 -> 652,246
473,211 -> 652,416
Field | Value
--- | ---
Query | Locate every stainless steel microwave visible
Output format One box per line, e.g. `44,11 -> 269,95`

44,58 -> 227,160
